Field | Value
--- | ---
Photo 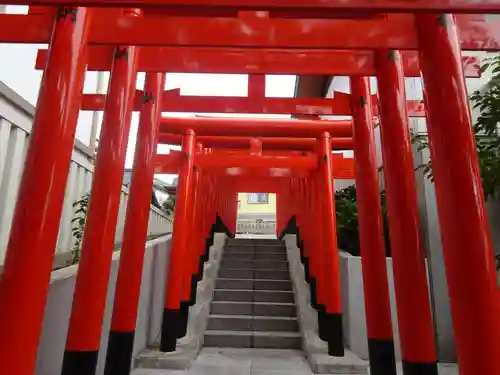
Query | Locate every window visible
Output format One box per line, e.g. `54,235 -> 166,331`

247,193 -> 269,204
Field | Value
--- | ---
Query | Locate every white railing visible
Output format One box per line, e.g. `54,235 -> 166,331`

237,220 -> 276,235
0,81 -> 171,264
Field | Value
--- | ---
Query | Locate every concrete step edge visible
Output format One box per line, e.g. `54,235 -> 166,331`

214,289 -> 294,294
211,301 -> 296,307
219,268 -> 289,272
204,330 -> 252,336
228,253 -> 286,255
209,314 -> 298,321
204,330 -> 301,338
221,262 -> 288,264
216,278 -> 292,283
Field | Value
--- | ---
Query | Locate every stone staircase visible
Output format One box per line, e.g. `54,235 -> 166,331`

204,238 -> 301,349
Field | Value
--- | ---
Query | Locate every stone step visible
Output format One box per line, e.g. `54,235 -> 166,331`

257,248 -> 286,252
220,260 -> 289,271
213,289 -> 294,303
252,239 -> 284,245
207,314 -> 299,332
218,269 -> 290,281
215,278 -> 293,291
210,301 -> 296,317
227,238 -> 282,245
225,246 -> 255,252
227,239 -> 255,245
224,249 -> 287,256
204,330 -> 302,349
223,252 -> 288,262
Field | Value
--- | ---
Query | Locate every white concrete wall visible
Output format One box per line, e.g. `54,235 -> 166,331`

339,251 -> 434,362
339,252 -> 431,362
35,235 -> 172,375
339,252 -> 401,360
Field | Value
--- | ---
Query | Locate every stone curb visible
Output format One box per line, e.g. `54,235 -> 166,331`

284,235 -> 369,374
134,233 -> 227,370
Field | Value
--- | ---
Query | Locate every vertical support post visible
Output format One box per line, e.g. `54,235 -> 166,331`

178,158 -> 199,340
62,9 -> 140,374
104,72 -> 165,375
350,76 -> 396,375
304,178 -> 318,309
375,49 -> 438,374
203,172 -> 213,262
318,132 -> 344,357
249,137 -> 263,155
276,190 -> 282,237
189,157 -> 202,289
416,14 -> 500,375
248,74 -> 266,99
297,180 -> 310,282
196,169 -> 208,271
311,174 -> 328,341
230,191 -> 238,234
160,129 -> 196,352
0,8 -> 92,375
89,71 -> 106,154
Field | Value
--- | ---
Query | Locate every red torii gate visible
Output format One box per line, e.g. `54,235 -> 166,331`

0,5 -> 497,375
157,134 -> 355,151
35,47 -> 482,76
9,0 -> 500,12
78,88 -> 432,117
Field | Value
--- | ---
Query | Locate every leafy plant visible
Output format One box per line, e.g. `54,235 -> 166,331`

162,195 -> 176,215
411,130 -> 434,182
412,54 -> 500,201
335,185 -> 391,257
71,192 -> 90,264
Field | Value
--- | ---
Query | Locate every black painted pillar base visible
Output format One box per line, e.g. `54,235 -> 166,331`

309,276 -> 318,309
203,238 -> 211,262
303,257 -> 310,283
316,305 -> 329,342
367,339 -> 397,375
215,214 -> 235,238
190,274 -> 199,306
160,308 -> 180,352
177,301 -> 191,338
199,254 -> 206,276
402,360 -> 439,375
299,239 -> 305,264
279,215 -> 297,239
61,350 -> 99,375
104,330 -> 135,375
278,227 -> 287,240
208,224 -> 215,246
209,214 -> 234,239
325,313 -> 345,357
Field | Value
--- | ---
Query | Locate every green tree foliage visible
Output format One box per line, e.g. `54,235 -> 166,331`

335,185 -> 391,257
412,54 -> 500,201
71,192 -> 90,264
412,54 -> 500,272
162,195 -> 176,215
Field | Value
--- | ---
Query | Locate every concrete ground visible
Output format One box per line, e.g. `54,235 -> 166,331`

132,348 -> 460,375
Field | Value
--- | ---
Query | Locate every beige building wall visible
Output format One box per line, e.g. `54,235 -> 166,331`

238,193 -> 276,215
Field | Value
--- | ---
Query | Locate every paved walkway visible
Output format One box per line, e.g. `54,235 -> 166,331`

133,348 -> 316,375
132,348 -> 459,375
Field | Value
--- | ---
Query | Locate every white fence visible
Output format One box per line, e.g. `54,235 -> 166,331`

237,219 -> 276,235
0,81 -> 171,264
